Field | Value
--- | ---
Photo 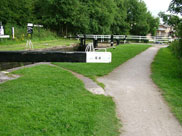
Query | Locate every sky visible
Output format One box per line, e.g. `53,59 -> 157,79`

143,0 -> 172,17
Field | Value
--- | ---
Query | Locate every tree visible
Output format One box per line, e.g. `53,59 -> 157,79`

0,0 -> 34,25
168,0 -> 182,38
111,0 -> 130,34
125,0 -> 158,35
169,0 -> 182,15
0,0 -> 159,36
159,12 -> 181,37
82,0 -> 117,34
147,12 -> 160,36
34,0 -> 85,35
167,0 -> 182,58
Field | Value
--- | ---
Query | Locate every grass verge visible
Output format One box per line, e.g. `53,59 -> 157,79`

0,65 -> 120,136
151,47 -> 182,124
54,44 -> 151,86
0,38 -> 79,51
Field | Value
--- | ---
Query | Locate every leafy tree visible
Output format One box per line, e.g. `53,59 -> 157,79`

147,12 -> 160,36
168,0 -> 182,38
159,12 -> 181,36
34,0 -> 82,35
169,0 -> 182,15
166,0 -> 182,58
82,0 -> 117,34
111,0 -> 130,34
126,0 -> 157,35
0,0 -> 34,25
0,0 -> 159,36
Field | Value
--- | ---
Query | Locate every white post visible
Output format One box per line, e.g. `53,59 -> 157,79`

0,26 -> 2,35
0,26 -> 4,35
154,37 -> 156,43
12,27 -> 15,39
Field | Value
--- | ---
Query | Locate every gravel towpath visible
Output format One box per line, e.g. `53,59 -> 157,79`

98,46 -> 182,136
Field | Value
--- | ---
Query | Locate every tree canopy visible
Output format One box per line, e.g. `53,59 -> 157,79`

161,0 -> 182,59
0,0 -> 159,36
169,0 -> 182,15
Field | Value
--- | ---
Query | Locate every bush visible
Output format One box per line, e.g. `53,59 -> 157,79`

4,23 -> 27,41
32,28 -> 58,41
4,23 -> 58,42
143,39 -> 149,43
169,40 -> 182,60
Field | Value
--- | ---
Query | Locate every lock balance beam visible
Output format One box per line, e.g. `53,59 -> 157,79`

0,51 -> 111,63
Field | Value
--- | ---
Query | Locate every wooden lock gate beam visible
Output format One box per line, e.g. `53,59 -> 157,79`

0,51 -> 86,62
0,51 -> 112,63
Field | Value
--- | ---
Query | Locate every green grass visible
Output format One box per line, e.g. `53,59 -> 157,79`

0,65 -> 120,136
0,38 -> 79,51
151,47 -> 182,124
54,44 -> 151,80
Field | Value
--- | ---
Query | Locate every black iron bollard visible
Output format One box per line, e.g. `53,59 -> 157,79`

111,35 -> 114,46
80,38 -> 84,47
84,34 -> 86,47
116,39 -> 120,46
93,39 -> 98,48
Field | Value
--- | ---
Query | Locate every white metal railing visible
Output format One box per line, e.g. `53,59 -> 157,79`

85,43 -> 107,52
77,34 -> 174,43
114,35 -> 125,39
126,35 -> 148,40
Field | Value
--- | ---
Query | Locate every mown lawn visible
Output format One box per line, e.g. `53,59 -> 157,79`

151,47 -> 182,124
0,38 -> 79,51
54,44 -> 151,81
0,65 -> 120,136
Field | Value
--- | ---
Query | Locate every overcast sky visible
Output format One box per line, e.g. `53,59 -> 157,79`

143,0 -> 172,17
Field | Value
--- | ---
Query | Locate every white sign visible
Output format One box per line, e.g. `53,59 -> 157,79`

0,35 -> 10,38
86,52 -> 112,63
27,23 -> 33,27
34,24 -> 43,27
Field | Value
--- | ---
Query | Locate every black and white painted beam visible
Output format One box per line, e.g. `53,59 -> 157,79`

0,51 -> 112,63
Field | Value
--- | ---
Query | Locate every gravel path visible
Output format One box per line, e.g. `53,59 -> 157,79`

98,46 -> 182,136
62,68 -> 106,95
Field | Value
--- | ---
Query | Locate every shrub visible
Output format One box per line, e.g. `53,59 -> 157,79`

4,23 -> 58,41
169,40 -> 182,60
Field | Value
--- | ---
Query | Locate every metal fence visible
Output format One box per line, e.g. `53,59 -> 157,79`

77,34 -> 175,43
